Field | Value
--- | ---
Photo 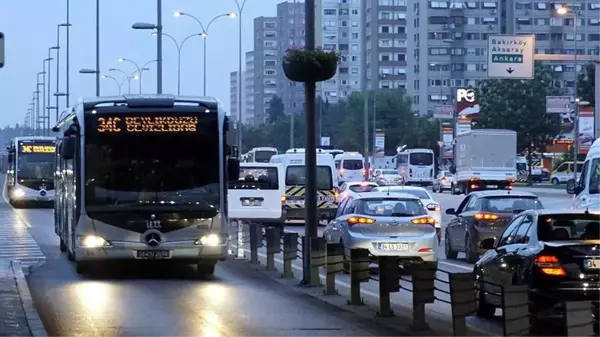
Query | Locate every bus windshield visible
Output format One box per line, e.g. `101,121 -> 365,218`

254,150 -> 276,163
84,113 -> 220,212
17,141 -> 55,181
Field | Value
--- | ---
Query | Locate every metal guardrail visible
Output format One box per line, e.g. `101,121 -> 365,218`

229,222 -> 599,336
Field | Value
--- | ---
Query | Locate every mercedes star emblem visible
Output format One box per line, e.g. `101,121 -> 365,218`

144,232 -> 161,247
150,214 -> 156,220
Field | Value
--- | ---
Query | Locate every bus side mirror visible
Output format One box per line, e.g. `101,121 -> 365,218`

61,137 -> 75,160
228,158 -> 240,182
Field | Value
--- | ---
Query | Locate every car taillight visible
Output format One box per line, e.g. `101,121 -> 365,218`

470,183 -> 480,189
441,177 -> 447,183
474,213 -> 499,220
411,216 -> 436,225
361,168 -> 366,175
535,255 -> 566,276
347,216 -> 375,225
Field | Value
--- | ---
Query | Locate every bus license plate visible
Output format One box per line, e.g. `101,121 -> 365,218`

584,259 -> 600,269
136,250 -> 170,259
487,185 -> 498,189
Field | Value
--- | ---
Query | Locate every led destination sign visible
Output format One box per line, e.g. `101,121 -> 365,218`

20,144 -> 56,154
95,116 -> 199,133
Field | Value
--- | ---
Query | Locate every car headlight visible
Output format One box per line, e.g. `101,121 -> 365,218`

78,235 -> 110,248
12,188 -> 25,198
196,234 -> 221,246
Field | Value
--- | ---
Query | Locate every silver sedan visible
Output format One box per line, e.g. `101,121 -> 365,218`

323,192 -> 437,264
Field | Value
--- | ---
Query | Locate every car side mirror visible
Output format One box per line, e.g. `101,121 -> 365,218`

227,158 -> 240,182
320,213 -> 333,222
479,237 -> 495,250
61,137 -> 75,160
445,208 -> 456,215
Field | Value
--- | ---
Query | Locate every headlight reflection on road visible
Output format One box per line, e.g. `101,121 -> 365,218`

198,312 -> 223,337
199,284 -> 228,305
72,281 -> 111,315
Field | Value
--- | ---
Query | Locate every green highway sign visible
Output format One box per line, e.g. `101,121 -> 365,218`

487,35 -> 534,79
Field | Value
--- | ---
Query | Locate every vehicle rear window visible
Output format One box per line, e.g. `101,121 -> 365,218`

382,170 -> 397,175
254,151 -> 277,163
349,184 -> 377,192
335,160 -> 341,169
589,158 -> 599,195
230,167 -> 279,190
409,153 -> 433,166
356,198 -> 427,216
538,214 -> 599,241
481,196 -> 544,212
374,187 -> 431,199
286,165 -> 333,190
343,159 -> 363,170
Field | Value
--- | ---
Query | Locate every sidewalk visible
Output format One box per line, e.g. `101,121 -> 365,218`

0,259 -> 33,336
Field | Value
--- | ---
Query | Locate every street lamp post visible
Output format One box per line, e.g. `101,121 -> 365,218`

557,5 -> 580,180
55,23 -> 70,118
109,68 -> 133,93
37,71 -> 46,135
101,75 -> 122,95
118,58 -> 143,93
65,0 -> 71,107
131,0 -> 162,94
95,0 -> 101,97
44,56 -> 53,134
173,11 -> 236,96
234,0 -> 248,151
152,32 -> 200,95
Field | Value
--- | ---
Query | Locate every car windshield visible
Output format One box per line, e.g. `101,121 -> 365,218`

84,114 -> 219,212
356,198 -> 427,216
254,150 -> 276,163
589,158 -> 599,195
538,214 -> 600,241
17,142 -> 55,181
373,187 -> 431,200
409,153 -> 433,166
480,196 -> 544,212
230,167 -> 278,190
286,165 -> 332,190
343,159 -> 363,170
381,170 -> 397,175
349,184 -> 377,192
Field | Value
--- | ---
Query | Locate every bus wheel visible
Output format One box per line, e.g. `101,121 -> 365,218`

196,261 -> 216,277
59,238 -> 67,252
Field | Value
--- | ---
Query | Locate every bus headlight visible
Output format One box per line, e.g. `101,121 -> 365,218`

78,235 -> 110,248
12,188 -> 25,198
197,234 -> 221,246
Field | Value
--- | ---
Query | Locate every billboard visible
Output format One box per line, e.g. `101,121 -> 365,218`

434,105 -> 454,119
456,88 -> 480,119
546,96 -> 572,114
578,108 -> 595,153
375,129 -> 385,157
456,117 -> 472,135
442,126 -> 453,158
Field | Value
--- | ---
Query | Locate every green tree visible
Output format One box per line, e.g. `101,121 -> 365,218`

265,96 -> 286,124
578,62 -> 595,107
477,61 -> 562,184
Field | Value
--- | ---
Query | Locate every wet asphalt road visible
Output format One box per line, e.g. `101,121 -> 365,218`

15,206 -> 401,336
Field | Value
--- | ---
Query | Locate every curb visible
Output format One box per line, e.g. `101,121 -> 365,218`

11,261 -> 47,337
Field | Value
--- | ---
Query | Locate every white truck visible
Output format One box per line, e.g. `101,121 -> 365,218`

451,129 -> 517,195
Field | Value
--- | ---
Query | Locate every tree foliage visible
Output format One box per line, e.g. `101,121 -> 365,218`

265,95 -> 286,124
477,61 -> 562,154
578,62 -> 596,107
241,90 -> 443,162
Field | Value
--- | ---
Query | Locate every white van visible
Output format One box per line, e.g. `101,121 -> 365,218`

334,152 -> 365,184
228,163 -> 286,226
570,138 -> 600,210
270,152 -> 339,220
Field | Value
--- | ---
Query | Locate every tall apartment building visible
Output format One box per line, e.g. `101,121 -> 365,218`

406,0 -> 600,116
229,70 -> 246,123
315,0 -> 364,103
252,16 -> 279,125
277,1 -> 306,115
244,51 -> 255,124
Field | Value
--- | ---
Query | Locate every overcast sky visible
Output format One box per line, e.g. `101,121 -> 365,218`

0,0 -> 282,127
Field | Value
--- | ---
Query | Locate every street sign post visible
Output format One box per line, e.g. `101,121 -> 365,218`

0,32 -> 4,68
487,35 -> 534,79
545,96 -> 573,114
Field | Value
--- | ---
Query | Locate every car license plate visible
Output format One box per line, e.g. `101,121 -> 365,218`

136,250 -> 170,259
487,185 -> 498,188
378,243 -> 409,251
286,199 -> 304,205
584,258 -> 600,269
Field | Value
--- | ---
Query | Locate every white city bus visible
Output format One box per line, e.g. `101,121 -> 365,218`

53,95 -> 240,276
6,136 -> 56,207
396,149 -> 435,186
245,147 -> 278,163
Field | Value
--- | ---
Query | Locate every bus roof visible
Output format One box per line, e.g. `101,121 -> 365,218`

250,147 -> 277,151
80,94 -> 220,110
399,148 -> 434,153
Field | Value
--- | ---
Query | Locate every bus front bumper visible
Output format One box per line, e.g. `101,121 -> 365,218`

10,187 -> 54,202
75,239 -> 228,262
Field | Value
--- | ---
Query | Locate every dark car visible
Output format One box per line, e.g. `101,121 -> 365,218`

444,190 -> 544,263
473,209 -> 599,333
